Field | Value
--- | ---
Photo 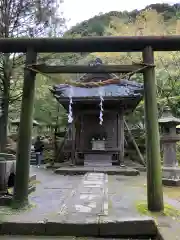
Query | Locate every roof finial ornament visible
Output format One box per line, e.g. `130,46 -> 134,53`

95,58 -> 103,65
162,106 -> 173,118
89,58 -> 103,67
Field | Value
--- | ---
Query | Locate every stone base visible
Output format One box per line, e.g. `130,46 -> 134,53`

135,166 -> 146,172
162,166 -> 180,179
27,185 -> 36,194
0,195 -> 12,206
0,175 -> 36,206
29,174 -> 36,182
162,178 -> 180,187
162,167 -> 180,186
0,185 -> 36,206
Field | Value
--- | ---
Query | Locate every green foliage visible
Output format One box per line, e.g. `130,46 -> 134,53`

65,14 -> 110,37
136,201 -> 180,217
0,0 -> 65,150
33,73 -> 68,128
65,3 -> 180,37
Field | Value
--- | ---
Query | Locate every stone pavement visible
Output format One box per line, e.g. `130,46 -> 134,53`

108,175 -> 180,240
1,166 -> 83,222
1,167 -> 180,238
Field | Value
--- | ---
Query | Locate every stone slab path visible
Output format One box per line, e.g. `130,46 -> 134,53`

50,173 -> 108,223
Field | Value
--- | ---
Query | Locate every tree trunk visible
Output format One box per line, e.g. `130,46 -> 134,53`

0,91 -> 9,152
0,52 -> 11,152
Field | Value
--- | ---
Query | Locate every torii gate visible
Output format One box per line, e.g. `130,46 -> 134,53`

1,36 -> 179,211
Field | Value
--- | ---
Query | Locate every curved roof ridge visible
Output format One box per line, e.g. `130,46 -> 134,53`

79,58 -> 119,82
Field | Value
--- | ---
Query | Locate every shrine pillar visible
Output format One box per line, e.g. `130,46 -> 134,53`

117,112 -> 124,166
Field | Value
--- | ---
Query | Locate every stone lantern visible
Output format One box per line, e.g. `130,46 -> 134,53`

158,106 -> 180,186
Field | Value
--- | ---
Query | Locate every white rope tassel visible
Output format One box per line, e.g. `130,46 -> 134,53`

68,86 -> 73,123
99,87 -> 104,125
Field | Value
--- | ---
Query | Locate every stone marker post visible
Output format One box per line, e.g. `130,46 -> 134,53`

158,106 -> 180,186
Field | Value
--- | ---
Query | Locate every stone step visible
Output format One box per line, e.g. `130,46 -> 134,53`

0,219 -> 160,238
54,167 -> 140,176
84,162 -> 112,167
0,236 -> 159,239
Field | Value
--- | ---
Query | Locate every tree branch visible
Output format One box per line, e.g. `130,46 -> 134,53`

9,92 -> 22,104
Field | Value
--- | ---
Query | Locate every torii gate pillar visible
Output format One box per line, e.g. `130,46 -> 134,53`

143,46 -> 164,211
13,49 -> 37,207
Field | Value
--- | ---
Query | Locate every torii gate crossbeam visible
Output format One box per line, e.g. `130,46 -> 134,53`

0,35 -> 180,52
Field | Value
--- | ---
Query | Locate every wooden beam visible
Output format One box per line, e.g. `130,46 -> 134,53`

75,109 -> 121,114
1,36 -> 180,52
124,120 -> 145,166
143,46 -> 164,212
29,64 -> 144,73
14,49 -> 37,207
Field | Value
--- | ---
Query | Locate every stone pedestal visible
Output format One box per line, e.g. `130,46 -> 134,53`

162,166 -> 180,186
0,153 -> 16,195
161,140 -> 180,186
162,142 -> 177,167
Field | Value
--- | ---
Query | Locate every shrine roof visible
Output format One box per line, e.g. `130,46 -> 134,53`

52,79 -> 143,99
